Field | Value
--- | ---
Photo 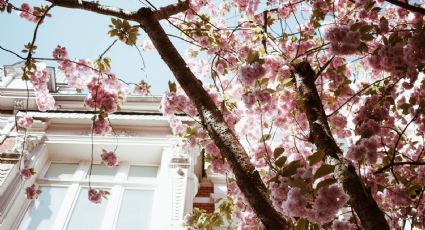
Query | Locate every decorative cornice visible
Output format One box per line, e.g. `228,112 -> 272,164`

17,111 -> 193,122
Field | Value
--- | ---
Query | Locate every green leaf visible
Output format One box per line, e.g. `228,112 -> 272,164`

275,156 -> 287,168
246,50 -> 259,64
307,150 -> 325,165
259,78 -> 269,86
350,22 -> 363,31
295,218 -> 309,230
361,33 -> 374,41
289,179 -> 309,194
273,147 -> 285,159
168,81 -> 177,93
281,77 -> 293,87
360,25 -> 375,34
280,160 -> 301,177
314,164 -> 335,179
357,42 -> 369,53
315,178 -> 337,190
260,134 -> 271,142
399,103 -> 411,115
388,32 -> 402,45
7,3 -> 12,13
364,1 -> 376,11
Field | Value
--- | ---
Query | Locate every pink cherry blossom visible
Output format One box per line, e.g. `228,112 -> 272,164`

29,68 -> 49,90
133,80 -> 150,96
239,63 -> 265,85
88,188 -> 110,204
20,168 -> 35,180
282,187 -> 307,217
92,118 -> 111,135
325,25 -> 361,55
17,115 -> 33,129
100,150 -> 118,168
332,220 -> 355,230
160,91 -> 198,117
204,141 -> 221,158
35,90 -> 55,111
53,46 -> 69,60
25,184 -> 41,200
19,3 -> 37,23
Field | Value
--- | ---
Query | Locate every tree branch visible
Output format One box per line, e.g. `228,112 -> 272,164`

384,0 -> 425,14
375,161 -> 425,174
154,0 -> 190,20
292,61 -> 389,230
138,7 -> 289,229
46,0 -> 189,22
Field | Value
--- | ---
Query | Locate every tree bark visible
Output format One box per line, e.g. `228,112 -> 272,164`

138,8 -> 289,230
47,0 -> 189,21
293,61 -> 389,230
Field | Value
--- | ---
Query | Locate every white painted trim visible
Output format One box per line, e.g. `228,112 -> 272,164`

101,185 -> 122,230
51,183 -> 79,230
193,197 -> 214,203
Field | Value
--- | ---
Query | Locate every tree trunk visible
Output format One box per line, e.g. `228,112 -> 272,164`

293,61 -> 389,230
138,8 -> 289,229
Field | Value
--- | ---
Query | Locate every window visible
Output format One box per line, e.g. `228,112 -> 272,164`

18,186 -> 68,230
115,189 -> 155,230
67,187 -> 110,230
18,162 -> 158,230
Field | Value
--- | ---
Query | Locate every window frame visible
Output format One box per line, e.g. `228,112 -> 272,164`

18,160 -> 159,230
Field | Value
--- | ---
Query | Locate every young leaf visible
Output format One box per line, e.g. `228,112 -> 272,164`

314,164 -> 335,179
280,160 -> 301,177
275,156 -> 287,168
295,218 -> 309,230
168,81 -> 177,93
273,147 -> 285,159
315,178 -> 337,190
289,179 -> 309,194
260,134 -> 271,142
307,150 -> 325,165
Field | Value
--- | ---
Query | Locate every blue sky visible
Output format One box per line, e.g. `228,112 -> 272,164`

0,0 -> 188,95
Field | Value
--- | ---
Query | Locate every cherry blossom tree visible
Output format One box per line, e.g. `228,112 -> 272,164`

1,0 -> 425,229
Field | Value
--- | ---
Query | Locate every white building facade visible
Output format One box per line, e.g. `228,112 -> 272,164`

0,63 -> 226,230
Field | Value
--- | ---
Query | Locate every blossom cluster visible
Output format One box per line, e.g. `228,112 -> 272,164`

204,140 -> 229,174
17,115 -> 33,129
242,90 -> 272,109
346,136 -> 379,164
369,33 -> 425,79
354,95 -> 390,137
239,63 -> 265,85
100,150 -> 118,168
20,168 -> 36,180
227,181 -> 260,229
27,64 -> 56,111
133,80 -> 151,96
19,3 -> 38,23
92,117 -> 111,135
88,188 -> 110,204
250,144 -> 272,168
332,220 -> 355,230
324,26 -> 361,55
84,74 -> 127,117
282,185 -> 349,224
53,46 -> 91,90
25,184 -> 41,200
160,91 -> 198,117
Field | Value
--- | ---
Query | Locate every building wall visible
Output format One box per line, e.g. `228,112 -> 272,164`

0,63 -> 227,229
